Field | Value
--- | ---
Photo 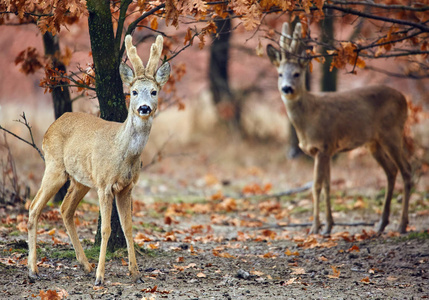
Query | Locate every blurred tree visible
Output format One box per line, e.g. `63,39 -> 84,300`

209,17 -> 238,129
320,8 -> 337,93
42,31 -> 72,203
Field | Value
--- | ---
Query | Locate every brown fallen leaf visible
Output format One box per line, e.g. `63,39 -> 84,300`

284,277 -> 297,285
360,277 -> 371,284
285,248 -> 300,256
250,270 -> 264,276
196,272 -> 206,278
327,265 -> 341,278
291,267 -> 306,275
348,245 -> 360,252
318,255 -> 328,261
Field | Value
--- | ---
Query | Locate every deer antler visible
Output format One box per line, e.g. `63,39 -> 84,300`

124,35 -> 164,79
125,35 -> 145,76
280,22 -> 303,60
290,23 -> 302,54
145,35 -> 164,78
280,22 -> 291,60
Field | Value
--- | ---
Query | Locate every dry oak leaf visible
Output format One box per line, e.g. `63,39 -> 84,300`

38,289 -> 65,300
212,250 -> 236,259
327,265 -> 341,278
285,249 -> 300,256
250,270 -> 264,276
291,267 -> 306,275
360,277 -> 371,284
347,245 -> 360,252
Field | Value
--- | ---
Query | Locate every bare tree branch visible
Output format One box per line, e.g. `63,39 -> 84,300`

0,113 -> 44,161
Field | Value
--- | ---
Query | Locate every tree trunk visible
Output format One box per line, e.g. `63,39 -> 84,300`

209,17 -> 239,128
320,9 -> 337,92
87,0 -> 127,251
42,31 -> 72,203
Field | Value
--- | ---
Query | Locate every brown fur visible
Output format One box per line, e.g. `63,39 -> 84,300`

27,35 -> 170,286
267,23 -> 412,235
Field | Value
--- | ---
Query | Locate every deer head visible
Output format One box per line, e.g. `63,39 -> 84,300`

267,22 -> 309,101
120,35 -> 170,119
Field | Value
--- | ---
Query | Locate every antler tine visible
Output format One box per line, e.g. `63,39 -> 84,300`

290,23 -> 302,56
125,35 -> 145,76
280,22 -> 291,60
145,35 -> 164,78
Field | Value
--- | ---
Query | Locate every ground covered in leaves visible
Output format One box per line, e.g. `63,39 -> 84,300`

1,144 -> 429,299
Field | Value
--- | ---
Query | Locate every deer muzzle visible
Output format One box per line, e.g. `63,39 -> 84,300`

137,105 -> 152,116
282,86 -> 294,95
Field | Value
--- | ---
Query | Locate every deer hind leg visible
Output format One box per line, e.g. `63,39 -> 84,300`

116,186 -> 140,282
60,179 -> 91,273
94,189 -> 113,286
369,142 -> 398,233
310,152 -> 331,234
381,138 -> 412,233
27,163 -> 67,280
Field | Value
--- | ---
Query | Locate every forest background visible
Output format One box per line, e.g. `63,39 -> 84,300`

0,1 -> 428,299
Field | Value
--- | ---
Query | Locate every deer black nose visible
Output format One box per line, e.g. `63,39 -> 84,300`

138,105 -> 152,115
282,86 -> 294,94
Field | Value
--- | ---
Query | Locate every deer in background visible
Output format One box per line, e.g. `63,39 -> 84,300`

267,22 -> 412,235
27,35 -> 170,286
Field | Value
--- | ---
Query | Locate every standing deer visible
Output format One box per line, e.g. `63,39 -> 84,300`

267,22 -> 412,235
27,34 -> 170,286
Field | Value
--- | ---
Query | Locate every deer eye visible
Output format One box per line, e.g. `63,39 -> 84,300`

151,90 -> 157,96
132,90 -> 138,96
293,73 -> 300,78
278,73 -> 283,78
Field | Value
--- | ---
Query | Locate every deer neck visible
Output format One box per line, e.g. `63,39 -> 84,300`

117,111 -> 153,160
282,89 -> 314,130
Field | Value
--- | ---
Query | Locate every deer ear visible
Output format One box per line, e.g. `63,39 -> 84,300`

120,63 -> 134,86
267,44 -> 281,67
155,62 -> 171,87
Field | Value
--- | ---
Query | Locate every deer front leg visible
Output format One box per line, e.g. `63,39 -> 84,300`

321,159 -> 333,235
116,187 -> 140,283
94,190 -> 113,286
310,152 -> 330,234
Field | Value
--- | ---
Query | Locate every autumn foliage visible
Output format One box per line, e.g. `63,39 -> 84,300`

3,0 -> 429,94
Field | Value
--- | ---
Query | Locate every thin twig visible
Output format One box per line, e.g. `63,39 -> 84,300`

141,134 -> 173,171
0,113 -> 44,161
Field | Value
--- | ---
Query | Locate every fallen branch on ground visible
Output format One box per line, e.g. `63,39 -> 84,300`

258,221 -> 376,230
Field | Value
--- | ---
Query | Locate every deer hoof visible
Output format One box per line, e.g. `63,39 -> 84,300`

134,276 -> 144,284
82,263 -> 94,274
28,270 -> 40,283
375,220 -> 388,233
94,277 -> 104,286
321,228 -> 332,236
398,223 -> 408,234
309,225 -> 320,235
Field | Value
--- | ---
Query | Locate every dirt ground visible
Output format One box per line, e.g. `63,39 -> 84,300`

0,134 -> 429,299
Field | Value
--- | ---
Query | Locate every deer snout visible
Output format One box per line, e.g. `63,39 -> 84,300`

282,86 -> 294,95
137,105 -> 152,115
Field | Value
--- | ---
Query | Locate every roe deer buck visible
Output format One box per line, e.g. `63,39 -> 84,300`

27,34 -> 170,286
267,22 -> 412,235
